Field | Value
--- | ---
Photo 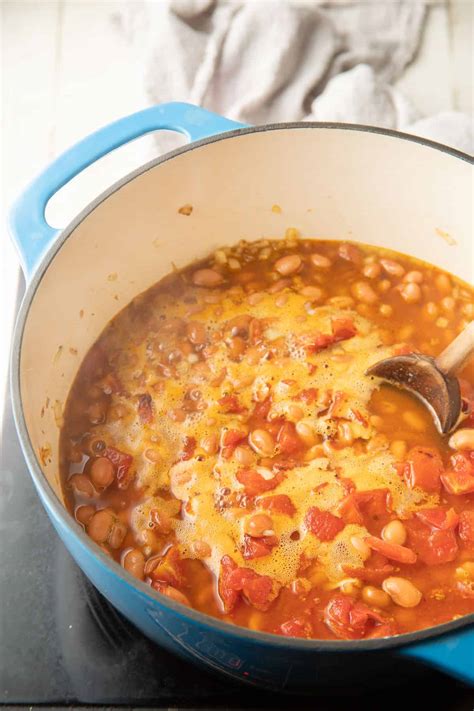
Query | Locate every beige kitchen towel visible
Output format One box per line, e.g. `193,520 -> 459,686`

120,0 -> 472,153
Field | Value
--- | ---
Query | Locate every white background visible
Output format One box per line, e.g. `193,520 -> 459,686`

1,0 -> 473,425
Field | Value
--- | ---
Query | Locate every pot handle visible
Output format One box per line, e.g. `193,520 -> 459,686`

398,624 -> 474,684
9,102 -> 246,277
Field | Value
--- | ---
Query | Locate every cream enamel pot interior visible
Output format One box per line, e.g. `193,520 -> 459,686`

9,103 -> 474,690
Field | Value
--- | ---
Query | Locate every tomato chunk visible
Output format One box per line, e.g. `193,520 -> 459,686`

103,447 -> 134,489
458,511 -> 474,543
441,468 -> 474,495
178,435 -> 196,461
337,488 -> 391,525
242,534 -> 278,560
280,618 -> 313,639
305,507 -> 345,541
415,507 -> 459,530
324,595 -> 394,640
218,394 -> 247,414
277,421 -> 301,455
403,447 -> 444,493
365,535 -> 417,564
149,547 -> 184,587
331,317 -> 357,342
137,392 -> 154,423
258,494 -> 296,516
219,556 -> 280,612
406,519 -> 458,565
218,556 -> 240,613
236,468 -> 282,497
293,388 -> 318,405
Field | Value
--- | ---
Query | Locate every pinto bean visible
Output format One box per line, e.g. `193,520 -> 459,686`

123,548 -> 145,580
382,577 -> 422,608
87,509 -> 115,543
382,520 -> 407,546
249,429 -> 275,456
380,259 -> 405,277
274,254 -> 302,276
362,586 -> 390,608
90,457 -> 115,489
449,428 -> 474,451
200,433 -> 219,455
244,513 -> 274,537
69,473 -> 95,497
362,262 -> 382,279
400,282 -> 421,304
234,445 -> 255,465
187,321 -> 207,344
350,535 -> 371,561
310,253 -> 331,268
351,281 -> 378,305
192,269 -> 224,287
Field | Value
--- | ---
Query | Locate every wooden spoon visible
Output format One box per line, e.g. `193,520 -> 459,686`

366,321 -> 474,434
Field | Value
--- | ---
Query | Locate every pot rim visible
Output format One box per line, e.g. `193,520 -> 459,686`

11,121 -> 474,653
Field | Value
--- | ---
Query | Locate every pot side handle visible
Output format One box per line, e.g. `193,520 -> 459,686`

8,102 -> 246,277
398,624 -> 474,685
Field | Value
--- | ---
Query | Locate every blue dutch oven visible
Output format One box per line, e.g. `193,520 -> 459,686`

9,102 -> 474,690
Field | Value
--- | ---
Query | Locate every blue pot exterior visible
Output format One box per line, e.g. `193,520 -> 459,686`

9,102 -> 474,690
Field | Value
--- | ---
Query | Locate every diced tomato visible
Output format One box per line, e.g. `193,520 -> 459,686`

450,451 -> 474,476
457,580 -> 474,599
403,446 -> 444,493
305,507 -> 345,541
152,582 -> 190,606
337,494 -> 364,525
242,534 -> 277,560
406,519 -> 458,565
236,468 -> 283,497
343,564 -> 394,584
306,332 -> 335,354
137,392 -> 153,423
337,488 -> 391,525
220,428 -> 247,459
178,436 -> 196,461
458,511 -> 474,543
441,469 -> 474,495
280,618 -> 313,639
239,573 -> 280,611
293,388 -> 318,405
331,317 -> 357,342
220,556 -> 280,612
252,397 -> 272,421
103,447 -> 134,489
150,547 -> 184,587
218,394 -> 247,414
218,555 -> 240,613
258,494 -> 296,516
365,536 -> 417,564
327,391 -> 346,418
324,595 -> 394,640
277,421 -> 301,455
350,408 -> 369,427
415,507 -> 459,530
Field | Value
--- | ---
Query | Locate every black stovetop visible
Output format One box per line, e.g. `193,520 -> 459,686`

1,279 -> 473,710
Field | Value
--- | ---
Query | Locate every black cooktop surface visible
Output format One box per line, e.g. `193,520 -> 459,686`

1,279 -> 473,710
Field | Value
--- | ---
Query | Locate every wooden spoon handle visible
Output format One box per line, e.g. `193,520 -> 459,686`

435,320 -> 474,375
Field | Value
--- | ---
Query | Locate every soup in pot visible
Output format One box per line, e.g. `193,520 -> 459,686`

60,234 -> 474,640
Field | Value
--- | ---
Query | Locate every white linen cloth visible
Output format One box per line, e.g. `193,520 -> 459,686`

121,0 -> 472,154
